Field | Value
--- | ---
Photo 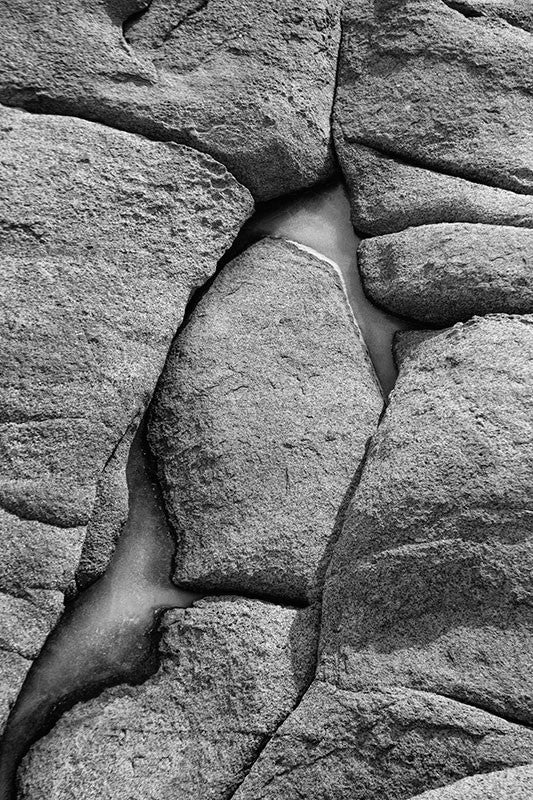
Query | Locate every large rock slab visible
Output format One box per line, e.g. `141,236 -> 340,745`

319,316 -> 533,723
338,143 -> 533,236
411,765 -> 533,799
148,237 -> 383,602
18,597 -> 318,800
0,0 -> 341,200
358,224 -> 533,326
232,681 -> 533,800
0,104 -> 251,725
334,0 -> 533,195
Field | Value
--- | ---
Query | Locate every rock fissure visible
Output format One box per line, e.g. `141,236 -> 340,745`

344,130 -> 533,199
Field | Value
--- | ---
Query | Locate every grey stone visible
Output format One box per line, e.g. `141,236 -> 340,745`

319,316 -> 533,723
441,0 -> 533,32
0,104 -> 251,725
338,143 -> 533,236
0,510 -> 83,730
18,597 -> 318,800
232,681 -> 533,800
411,765 -> 533,799
358,224 -> 533,326
0,0 -> 341,200
334,0 -> 533,195
148,237 -> 383,602
75,417 -> 138,590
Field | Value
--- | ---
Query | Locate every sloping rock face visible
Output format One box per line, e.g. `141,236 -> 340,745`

232,682 -> 533,800
0,0 -> 341,199
338,143 -> 533,236
411,764 -> 533,799
358,224 -> 533,325
0,104 -> 252,726
441,0 -> 533,32
334,0 -> 533,195
228,315 -> 533,800
18,597 -> 318,800
148,237 -> 383,602
319,316 -> 533,723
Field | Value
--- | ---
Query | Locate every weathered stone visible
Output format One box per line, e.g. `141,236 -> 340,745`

338,143 -> 533,236
75,417 -> 138,590
358,224 -> 533,326
0,508 -> 84,730
148,237 -> 383,602
0,104 -> 251,725
411,765 -> 533,799
334,0 -> 533,195
319,316 -> 533,723
232,681 -> 533,800
18,597 -> 318,800
0,0 -> 341,200
441,0 -> 533,32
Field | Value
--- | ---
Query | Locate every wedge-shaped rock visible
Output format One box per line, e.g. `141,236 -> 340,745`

232,681 -> 533,800
18,598 -> 318,800
0,0 -> 341,199
334,0 -> 533,194
338,143 -> 533,236
412,765 -> 533,799
0,105 -> 251,725
149,238 -> 383,602
441,0 -> 533,32
320,316 -> 533,723
359,224 -> 533,325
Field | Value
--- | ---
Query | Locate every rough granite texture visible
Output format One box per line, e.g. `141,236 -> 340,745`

358,224 -> 533,325
0,0 -> 341,200
18,597 -> 319,800
338,143 -> 533,236
148,237 -> 383,602
231,681 -> 533,800
411,765 -> 533,799
75,417 -> 138,590
334,0 -> 533,195
441,0 -> 533,32
0,104 -> 252,727
0,511 -> 84,730
318,316 -> 533,724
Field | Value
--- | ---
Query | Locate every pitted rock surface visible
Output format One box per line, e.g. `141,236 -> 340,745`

0,0 -> 341,200
231,682 -> 533,800
334,0 -> 533,195
318,316 -> 533,724
148,237 -> 383,602
338,143 -> 533,236
18,598 -> 318,800
358,224 -> 533,325
0,104 -> 251,726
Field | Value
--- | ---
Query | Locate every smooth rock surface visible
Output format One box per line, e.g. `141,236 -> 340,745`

319,316 -> 533,723
0,104 -> 251,725
358,224 -> 533,325
334,0 -> 533,194
411,764 -> 533,799
149,237 -> 383,602
232,681 -> 533,800
18,597 -> 318,800
0,0 -> 341,200
338,143 -> 533,236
